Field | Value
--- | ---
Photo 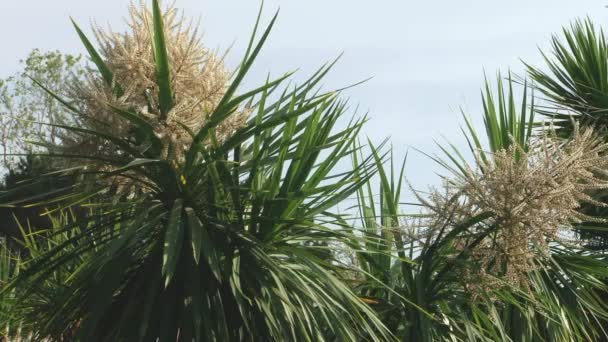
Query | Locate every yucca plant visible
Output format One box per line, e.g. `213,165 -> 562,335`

0,1 -> 394,341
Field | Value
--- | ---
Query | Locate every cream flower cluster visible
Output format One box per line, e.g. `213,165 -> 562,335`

63,1 -> 248,162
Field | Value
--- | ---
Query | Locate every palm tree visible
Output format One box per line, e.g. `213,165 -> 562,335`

0,2 -> 393,340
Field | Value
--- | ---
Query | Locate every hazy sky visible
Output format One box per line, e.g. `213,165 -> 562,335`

1,0 -> 607,190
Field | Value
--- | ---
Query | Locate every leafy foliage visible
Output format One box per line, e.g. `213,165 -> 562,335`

0,49 -> 84,168
0,155 -> 76,242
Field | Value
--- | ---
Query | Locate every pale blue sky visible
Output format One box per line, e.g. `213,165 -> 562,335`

1,0 -> 607,190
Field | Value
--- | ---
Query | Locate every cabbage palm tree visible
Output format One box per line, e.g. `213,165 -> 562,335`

454,74 -> 608,341
350,75 -> 608,341
0,2 -> 393,340
526,19 -> 608,249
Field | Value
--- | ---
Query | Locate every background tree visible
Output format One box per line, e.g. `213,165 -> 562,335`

0,49 -> 83,169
